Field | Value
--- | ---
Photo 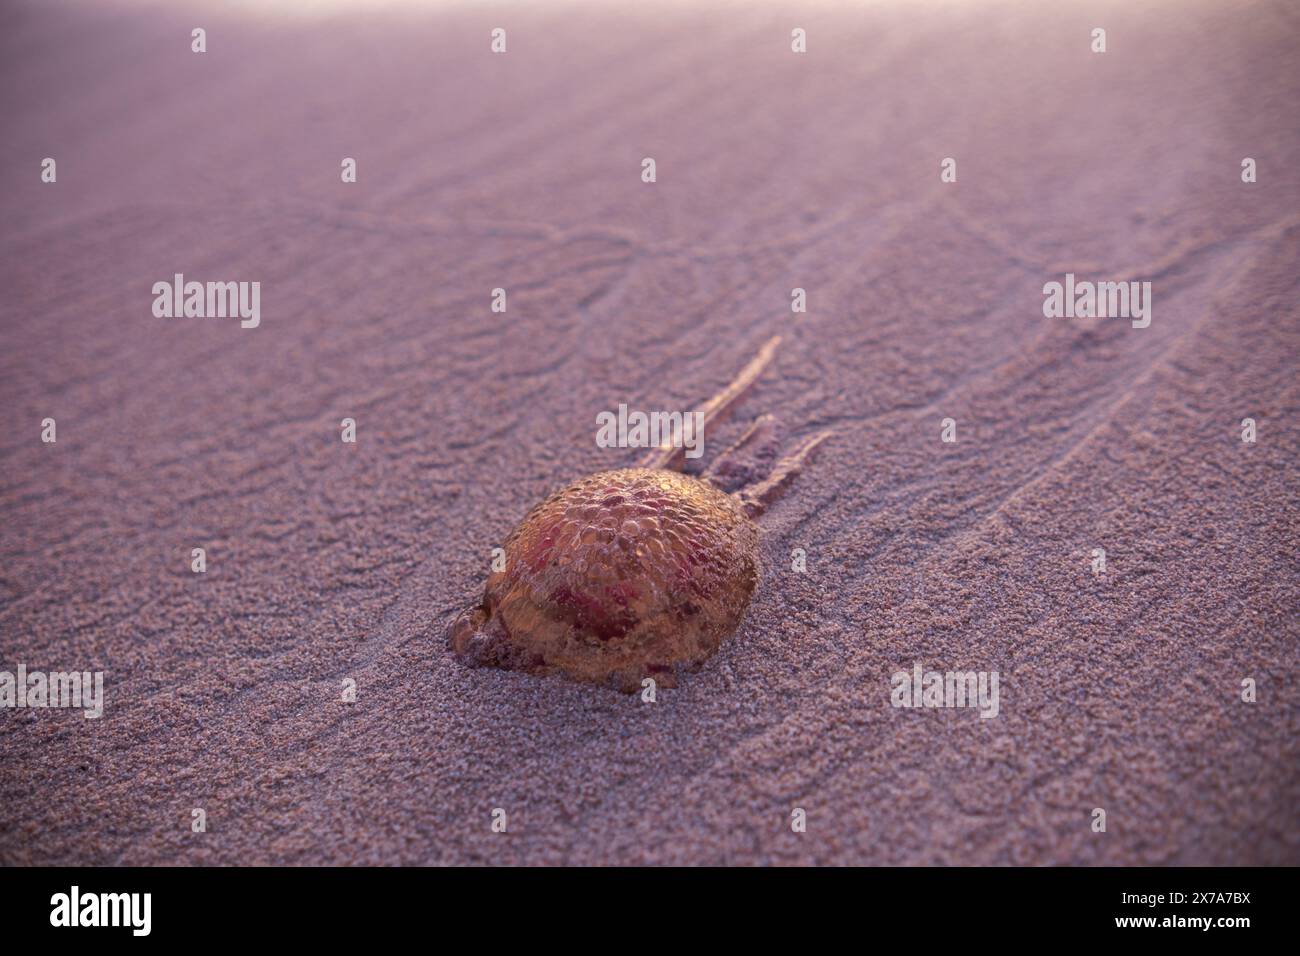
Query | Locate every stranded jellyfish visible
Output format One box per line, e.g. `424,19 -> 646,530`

447,336 -> 830,692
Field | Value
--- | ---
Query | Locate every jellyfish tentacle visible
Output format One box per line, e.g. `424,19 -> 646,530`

737,429 -> 833,518
702,413 -> 779,491
639,335 -> 783,472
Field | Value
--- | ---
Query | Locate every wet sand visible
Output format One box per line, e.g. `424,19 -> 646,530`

1,0 -> 1297,865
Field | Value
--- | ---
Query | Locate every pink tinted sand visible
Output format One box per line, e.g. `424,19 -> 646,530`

0,0 -> 1297,864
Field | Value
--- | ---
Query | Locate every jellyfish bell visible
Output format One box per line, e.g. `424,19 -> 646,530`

449,468 -> 759,691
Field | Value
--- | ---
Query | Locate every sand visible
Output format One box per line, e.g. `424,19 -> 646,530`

1,0 -> 1297,865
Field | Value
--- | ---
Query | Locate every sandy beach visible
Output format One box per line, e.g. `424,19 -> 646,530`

1,0 -> 1297,865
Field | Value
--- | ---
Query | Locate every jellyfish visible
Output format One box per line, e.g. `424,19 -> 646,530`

447,336 -> 830,691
